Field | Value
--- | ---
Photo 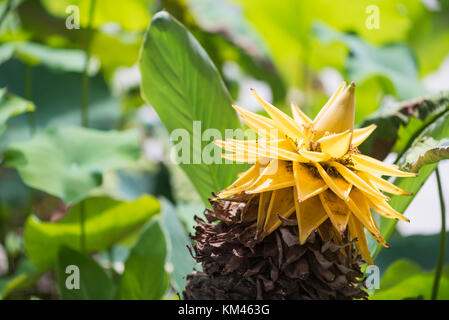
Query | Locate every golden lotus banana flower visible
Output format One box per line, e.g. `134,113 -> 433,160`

215,81 -> 417,264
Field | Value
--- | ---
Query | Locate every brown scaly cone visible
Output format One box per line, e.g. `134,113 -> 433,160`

184,194 -> 368,300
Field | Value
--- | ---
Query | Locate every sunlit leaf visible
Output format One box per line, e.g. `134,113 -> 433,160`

359,91 -> 449,159
0,60 -> 121,150
0,42 -> 98,74
371,261 -> 449,300
24,195 -> 160,270
0,258 -> 41,299
371,110 -> 449,258
314,23 -> 425,100
41,0 -> 154,32
140,11 -> 246,204
402,137 -> 449,172
6,126 -> 140,203
234,0 -> 425,87
0,87 -> 34,136
378,259 -> 422,290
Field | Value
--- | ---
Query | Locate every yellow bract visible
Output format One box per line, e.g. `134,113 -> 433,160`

216,81 -> 416,264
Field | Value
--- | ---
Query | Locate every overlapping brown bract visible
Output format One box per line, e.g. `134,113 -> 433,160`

184,196 -> 368,300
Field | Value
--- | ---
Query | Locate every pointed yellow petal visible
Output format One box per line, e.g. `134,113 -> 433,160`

313,82 -> 355,134
293,162 -> 328,202
256,191 -> 272,237
262,188 -> 296,236
319,190 -> 350,234
330,161 -> 389,201
347,189 -> 388,247
313,81 -> 346,125
251,89 -> 305,140
291,102 -> 312,125
220,139 -> 307,162
216,138 -> 294,153
351,154 -> 418,177
357,171 -> 411,196
221,152 -> 258,163
314,162 -> 352,201
294,192 -> 328,244
317,130 -> 352,158
247,160 -> 295,193
352,124 -> 377,147
365,196 -> 410,222
348,215 -> 373,265
298,147 -> 331,162
231,104 -> 278,139
218,164 -> 260,197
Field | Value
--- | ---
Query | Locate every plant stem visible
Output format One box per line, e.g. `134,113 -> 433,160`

81,0 -> 97,128
79,200 -> 87,253
0,0 -> 13,30
79,0 -> 96,254
24,64 -> 35,135
431,167 -> 446,300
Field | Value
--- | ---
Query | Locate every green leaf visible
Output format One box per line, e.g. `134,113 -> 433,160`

358,91 -> 449,159
371,109 -> 449,258
117,218 -> 168,300
41,0 -> 153,32
378,259 -> 422,290
371,262 -> 449,300
0,258 -> 41,300
57,246 -> 114,300
139,11 -> 246,204
187,0 -> 287,104
6,126 -> 140,203
401,137 -> 449,172
161,199 -> 195,295
375,232 -> 449,273
313,23 -> 425,100
233,0 -> 425,87
0,88 -> 35,136
0,42 -> 98,74
24,195 -> 160,270
0,60 -> 121,150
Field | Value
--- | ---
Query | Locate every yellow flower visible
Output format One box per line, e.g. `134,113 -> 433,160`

215,81 -> 416,264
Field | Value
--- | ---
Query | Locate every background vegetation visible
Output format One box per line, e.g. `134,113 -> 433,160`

0,0 -> 448,300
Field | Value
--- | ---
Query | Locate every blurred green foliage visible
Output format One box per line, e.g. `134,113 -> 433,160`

0,0 -> 448,300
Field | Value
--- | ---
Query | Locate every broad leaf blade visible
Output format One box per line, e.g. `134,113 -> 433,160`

371,110 -> 449,258
402,137 -> 449,172
117,218 -> 168,300
6,126 -> 140,203
314,23 -> 425,101
24,195 -> 160,270
371,261 -> 449,300
139,11 -> 246,204
359,91 -> 449,159
161,199 -> 196,296
57,246 -> 114,300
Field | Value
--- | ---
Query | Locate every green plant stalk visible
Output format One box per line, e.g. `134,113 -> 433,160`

431,167 -> 446,300
79,200 -> 87,253
24,64 -> 37,212
81,0 -> 97,128
24,64 -> 35,135
80,0 -> 97,252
